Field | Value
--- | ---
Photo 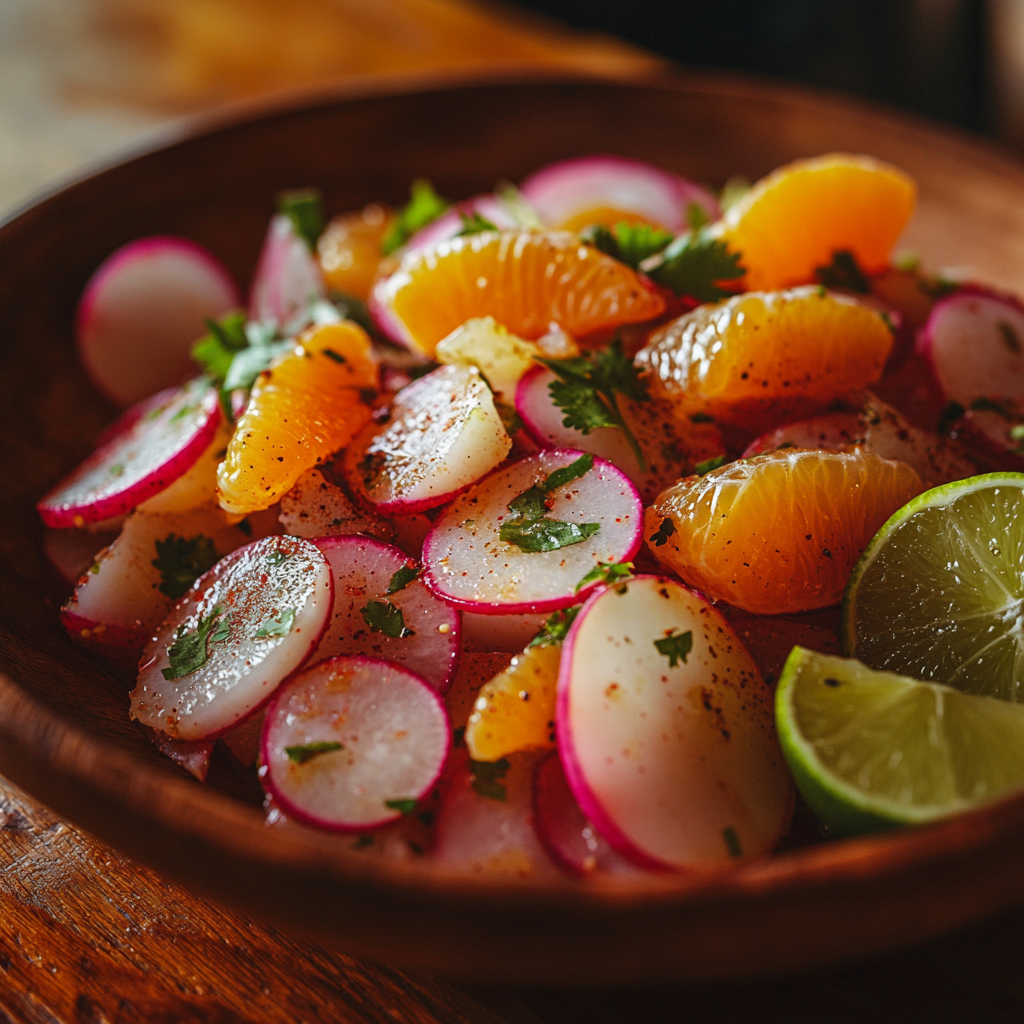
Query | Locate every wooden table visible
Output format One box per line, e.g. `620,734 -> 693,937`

6,1 -> 1024,1020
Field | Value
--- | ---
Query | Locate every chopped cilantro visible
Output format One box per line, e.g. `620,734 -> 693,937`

687,202 -> 711,231
266,549 -> 290,567
381,179 -> 450,256
470,757 -> 510,801
537,341 -> 650,471
329,290 -> 379,339
723,826 -> 743,858
192,311 -> 248,386
255,608 -> 296,639
650,518 -> 676,547
360,600 -> 414,638
222,339 -> 293,392
918,274 -> 959,299
695,454 -> 728,475
494,398 -> 523,436
108,463 -> 125,477
937,401 -> 965,436
527,606 -> 581,648
580,221 -> 673,270
999,321 -> 1022,354
285,740 -> 343,764
384,798 -> 419,815
541,452 -> 596,492
815,249 -> 870,294
575,561 -> 634,594
169,403 -> 197,424
643,228 -> 745,303
161,606 -> 231,680
152,533 -> 219,600
386,564 -> 420,595
277,187 -> 325,252
455,210 -> 499,236
654,629 -> 693,668
493,181 -> 544,228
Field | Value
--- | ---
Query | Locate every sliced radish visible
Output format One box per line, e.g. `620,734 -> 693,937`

461,610 -> 549,652
278,466 -> 394,542
404,194 -> 518,257
958,401 -> 1024,470
533,751 -> 640,878
76,236 -> 240,407
131,535 -> 333,741
311,536 -> 460,692
248,213 -> 327,330
140,725 -> 213,782
423,449 -> 642,615
342,364 -> 512,515
260,655 -> 451,832
42,524 -> 119,586
38,378 -> 220,528
516,365 -> 725,502
557,575 -> 793,872
137,422 -> 230,515
519,156 -> 720,233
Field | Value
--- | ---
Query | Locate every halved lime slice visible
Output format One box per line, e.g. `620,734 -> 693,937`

775,646 -> 1024,835
842,472 -> 1024,701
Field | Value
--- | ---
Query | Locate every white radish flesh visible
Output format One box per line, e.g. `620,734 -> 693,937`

278,466 -> 394,542
342,364 -> 512,515
422,449 -> 642,614
312,536 -> 460,692
132,535 -> 333,740
248,213 -> 326,330
519,156 -> 720,233
137,422 -> 231,515
558,575 -> 793,871
260,656 -> 451,832
76,236 -> 239,407
38,378 -> 220,527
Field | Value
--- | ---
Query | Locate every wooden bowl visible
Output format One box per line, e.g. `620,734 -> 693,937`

3,71 -> 1024,986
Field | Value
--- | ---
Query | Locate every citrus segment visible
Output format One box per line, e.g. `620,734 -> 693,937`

646,449 -> 922,614
717,153 -> 916,291
843,472 -> 1024,701
776,646 -> 1024,835
373,230 -> 665,357
217,321 -> 377,516
635,286 -> 894,430
317,203 -> 394,300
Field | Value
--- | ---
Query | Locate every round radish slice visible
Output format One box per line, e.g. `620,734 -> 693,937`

519,156 -> 720,233
312,536 -> 460,692
278,466 -> 394,542
249,213 -> 326,329
38,378 -> 220,528
131,535 -> 333,741
557,575 -> 793,872
140,725 -> 213,782
342,364 -> 512,515
260,655 -> 451,832
423,449 -> 642,615
404,194 -> 519,257
533,751 -> 640,878
76,236 -> 240,407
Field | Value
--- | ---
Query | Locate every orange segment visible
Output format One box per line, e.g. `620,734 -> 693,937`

556,207 -> 662,234
376,229 -> 665,357
317,203 -> 394,300
717,154 -> 916,291
645,449 -> 922,615
217,322 -> 378,516
636,286 -> 894,431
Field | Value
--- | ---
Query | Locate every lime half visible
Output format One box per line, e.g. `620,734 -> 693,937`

843,472 -> 1024,701
776,646 -> 1024,835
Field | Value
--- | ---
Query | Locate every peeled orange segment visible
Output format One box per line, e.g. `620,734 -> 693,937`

716,153 -> 917,291
216,321 -> 377,516
371,230 -> 666,357
635,286 -> 894,431
317,203 -> 394,301
645,449 -> 923,615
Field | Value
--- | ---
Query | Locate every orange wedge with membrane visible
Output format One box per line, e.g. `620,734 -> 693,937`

373,229 -> 666,357
217,321 -> 378,516
717,154 -> 916,291
318,203 -> 394,300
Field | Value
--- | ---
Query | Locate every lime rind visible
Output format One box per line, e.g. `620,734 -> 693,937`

776,646 -> 1024,836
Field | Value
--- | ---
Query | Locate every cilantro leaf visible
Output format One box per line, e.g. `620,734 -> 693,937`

285,740 -> 343,765
815,249 -> 870,294
386,564 -> 420,595
277,188 -> 325,252
540,452 -> 595,492
650,518 -> 676,547
470,758 -> 510,801
221,339 -> 293,392
580,222 -> 673,270
455,210 -> 499,237
654,629 -> 693,668
528,606 -> 581,648
360,600 -> 415,638
152,534 -> 219,600
255,608 -> 296,639
384,798 -> 419,815
643,229 -> 745,303
162,606 -> 231,680
192,311 -> 248,386
575,561 -> 634,594
381,179 -> 450,256
695,454 -> 728,476
686,202 -> 711,231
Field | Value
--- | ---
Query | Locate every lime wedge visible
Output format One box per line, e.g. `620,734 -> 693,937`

775,646 -> 1024,835
842,472 -> 1024,701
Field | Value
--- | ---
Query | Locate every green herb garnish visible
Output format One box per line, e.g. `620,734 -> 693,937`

266,549 -> 290,568
161,606 -> 231,680
285,741 -> 343,765
278,187 -> 325,252
686,202 -> 712,231
381,179 -> 450,256
386,564 -> 420,595
643,229 -> 745,303
384,798 -> 419,815
360,600 -> 415,639
650,518 -> 676,548
455,210 -> 499,237
527,606 -> 581,648
971,397 -> 1013,418
580,221 -> 673,270
695,454 -> 728,476
470,758 -> 510,801
575,561 -> 634,594
152,533 -> 219,600
815,249 -> 870,294
719,175 -> 751,212
255,608 -> 296,639
654,629 -> 693,668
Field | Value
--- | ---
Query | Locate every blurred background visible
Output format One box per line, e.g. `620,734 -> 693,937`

3,0 -> 1024,217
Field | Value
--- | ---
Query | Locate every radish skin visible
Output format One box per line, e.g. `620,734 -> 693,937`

249,213 -> 327,329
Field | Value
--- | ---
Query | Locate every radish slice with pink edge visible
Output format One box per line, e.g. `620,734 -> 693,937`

37,378 -> 220,528
342,364 -> 512,516
515,364 -> 725,503
249,213 -> 327,329
532,751 -> 641,878
311,535 -> 460,693
259,655 -> 451,832
76,236 -> 240,408
404,194 -> 519,257
140,726 -> 212,782
423,449 -> 642,615
278,466 -> 394,542
519,156 -> 720,233
131,535 -> 333,741
557,575 -> 793,872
